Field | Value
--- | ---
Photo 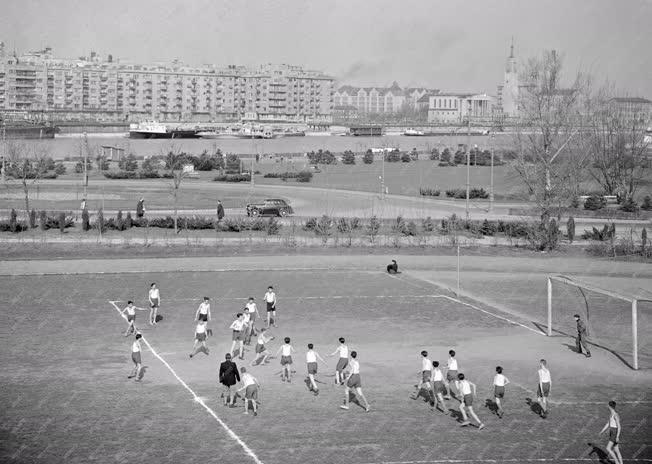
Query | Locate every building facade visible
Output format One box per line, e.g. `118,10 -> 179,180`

333,82 -> 437,115
610,97 -> 652,126
0,45 -> 334,123
426,93 -> 493,123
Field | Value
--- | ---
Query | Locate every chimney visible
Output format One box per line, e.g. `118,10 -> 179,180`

108,54 -> 113,63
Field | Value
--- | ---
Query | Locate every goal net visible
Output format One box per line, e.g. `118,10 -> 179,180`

547,275 -> 652,370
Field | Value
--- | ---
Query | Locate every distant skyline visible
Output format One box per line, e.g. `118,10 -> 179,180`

2,0 -> 651,96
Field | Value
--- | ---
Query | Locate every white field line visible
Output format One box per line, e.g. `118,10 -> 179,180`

509,381 -> 652,406
14,267 -> 366,277
356,459 -> 652,464
111,295 -> 447,304
109,300 -> 264,464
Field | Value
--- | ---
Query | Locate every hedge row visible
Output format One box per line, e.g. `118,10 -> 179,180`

263,171 -> 313,182
0,209 -> 74,233
445,188 -> 489,199
103,170 -> 174,179
213,174 -> 251,182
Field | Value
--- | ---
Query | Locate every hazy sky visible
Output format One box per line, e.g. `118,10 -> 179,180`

2,0 -> 651,95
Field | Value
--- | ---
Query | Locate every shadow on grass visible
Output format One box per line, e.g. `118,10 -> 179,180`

525,397 -> 543,416
587,442 -> 611,464
484,398 -> 499,415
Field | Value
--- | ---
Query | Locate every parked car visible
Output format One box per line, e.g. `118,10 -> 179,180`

246,198 -> 294,217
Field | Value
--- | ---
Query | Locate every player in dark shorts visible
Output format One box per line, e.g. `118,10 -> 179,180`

306,343 -> 327,395
219,353 -> 241,407
189,321 -> 209,358
250,328 -> 274,366
275,337 -> 295,382
340,351 -> 370,412
599,401 -> 623,464
492,366 -> 510,418
264,286 -> 277,328
455,373 -> 484,429
128,333 -> 143,381
148,283 -> 160,325
120,300 -> 143,337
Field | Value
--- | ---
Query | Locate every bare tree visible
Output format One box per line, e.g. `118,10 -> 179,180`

5,141 -> 50,215
586,86 -> 650,201
512,50 -> 591,219
164,146 -> 189,234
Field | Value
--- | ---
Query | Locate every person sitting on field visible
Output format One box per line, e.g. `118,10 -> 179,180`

387,260 -> 399,274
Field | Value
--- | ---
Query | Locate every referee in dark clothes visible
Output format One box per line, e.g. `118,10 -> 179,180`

219,353 -> 241,407
574,314 -> 591,358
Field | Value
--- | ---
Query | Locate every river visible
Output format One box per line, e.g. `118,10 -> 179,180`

19,133 -> 514,159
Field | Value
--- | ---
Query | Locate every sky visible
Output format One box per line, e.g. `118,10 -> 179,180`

2,0 -> 651,96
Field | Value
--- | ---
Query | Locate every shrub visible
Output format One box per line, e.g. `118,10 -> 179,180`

641,195 -> 652,211
545,218 -> 560,250
385,150 -> 401,163
54,162 -> 67,175
470,188 -> 489,199
303,217 -> 318,231
74,160 -> 92,173
429,149 -> 440,161
116,210 -> 124,231
104,171 -> 138,179
341,150 -> 355,165
366,215 -> 381,242
39,210 -> 47,231
419,188 -> 440,197
570,196 -> 580,208
642,228 -> 647,251
266,217 -> 281,235
440,148 -> 451,163
263,171 -> 312,182
314,215 -> 333,237
567,216 -> 575,243
581,224 -> 615,241
58,212 -> 66,233
400,152 -> 411,163
480,219 -> 497,236
453,150 -> 466,165
584,195 -> 606,210
29,209 -> 37,228
336,217 -> 361,234
405,220 -> 418,236
619,197 -> 639,213
363,150 -> 374,164
307,149 -> 337,165
125,212 -> 133,229
213,174 -> 251,182
82,208 -> 90,231
421,216 -> 435,232
95,209 -> 105,232
391,216 -> 408,235
9,209 -> 18,233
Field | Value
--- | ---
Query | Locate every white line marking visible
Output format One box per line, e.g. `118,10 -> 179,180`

356,459 -> 652,463
509,381 -> 652,405
109,300 -> 264,464
110,295 -> 449,303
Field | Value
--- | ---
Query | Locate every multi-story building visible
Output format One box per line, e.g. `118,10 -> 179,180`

0,46 -> 334,123
610,97 -> 652,126
426,93 -> 493,124
496,40 -> 519,119
333,82 -> 437,115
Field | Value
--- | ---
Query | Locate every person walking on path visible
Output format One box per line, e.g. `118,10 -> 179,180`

217,200 -> 225,221
574,314 -> 591,358
219,353 -> 241,407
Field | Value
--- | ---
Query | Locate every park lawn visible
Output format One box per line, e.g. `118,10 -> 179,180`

1,267 -> 650,464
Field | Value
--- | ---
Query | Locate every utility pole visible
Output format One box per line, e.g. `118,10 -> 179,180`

1,118 -> 5,184
489,129 -> 495,212
83,131 -> 89,199
465,102 -> 471,221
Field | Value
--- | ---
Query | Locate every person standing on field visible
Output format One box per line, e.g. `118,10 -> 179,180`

148,283 -> 160,325
136,198 -> 146,218
574,314 -> 591,358
217,200 -> 225,221
264,286 -> 277,328
599,401 -> 623,464
219,353 -> 241,407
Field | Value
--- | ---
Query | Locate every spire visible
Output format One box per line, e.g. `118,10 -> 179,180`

509,37 -> 514,58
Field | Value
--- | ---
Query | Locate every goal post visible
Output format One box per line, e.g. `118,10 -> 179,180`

546,274 -> 650,370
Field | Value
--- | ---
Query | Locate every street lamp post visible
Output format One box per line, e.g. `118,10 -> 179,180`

465,102 -> 471,221
489,130 -> 495,212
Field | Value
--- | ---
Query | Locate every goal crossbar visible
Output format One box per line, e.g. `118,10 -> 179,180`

547,274 -> 651,370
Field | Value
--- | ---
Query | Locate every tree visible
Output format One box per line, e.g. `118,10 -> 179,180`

567,216 -> 575,243
429,148 -> 440,161
5,141 -> 50,215
225,153 -> 241,174
95,154 -> 109,171
453,149 -> 466,165
363,149 -> 374,164
400,152 -> 411,162
440,148 -> 451,163
385,149 -> 400,163
141,157 -> 158,173
409,148 -> 419,161
119,153 -> 138,171
342,150 -> 356,165
165,149 -> 189,233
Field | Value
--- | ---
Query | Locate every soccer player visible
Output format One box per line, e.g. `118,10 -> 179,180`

276,337 -> 295,382
455,373 -> 485,429
219,353 -> 241,407
244,297 -> 259,345
120,300 -> 142,337
574,314 -> 591,358
387,259 -> 399,274
329,337 -> 349,385
537,359 -> 552,418
415,350 -> 433,403
242,310 -> 252,346
599,401 -> 623,464
250,328 -> 274,366
148,283 -> 160,325
306,343 -> 327,395
493,366 -> 510,418
189,320 -> 209,358
340,351 -> 370,412
128,333 -> 143,381
444,350 -> 459,399
229,313 -> 246,360
431,361 -> 449,414
237,367 -> 260,416
264,286 -> 277,328
196,297 -> 212,335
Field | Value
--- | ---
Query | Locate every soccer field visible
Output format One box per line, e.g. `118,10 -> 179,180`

1,268 -> 651,464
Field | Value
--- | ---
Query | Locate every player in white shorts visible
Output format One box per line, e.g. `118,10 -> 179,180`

244,297 -> 260,345
148,283 -> 160,325
236,367 -> 260,416
340,351 -> 370,412
329,337 -> 349,385
455,373 -> 485,429
264,286 -> 277,328
430,361 -> 449,414
250,328 -> 274,366
275,337 -> 295,382
415,350 -> 433,404
229,313 -> 246,360
128,333 -> 143,381
492,366 -> 510,418
195,297 -> 212,336
120,300 -> 144,337
537,359 -> 552,418
189,320 -> 209,358
306,343 -> 327,395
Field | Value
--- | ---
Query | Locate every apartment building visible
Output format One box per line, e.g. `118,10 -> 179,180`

0,45 -> 334,123
333,82 -> 437,114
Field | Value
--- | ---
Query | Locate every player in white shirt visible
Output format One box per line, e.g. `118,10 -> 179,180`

189,321 -> 209,358
229,313 -> 246,360
244,297 -> 260,345
236,367 -> 260,416
120,300 -> 144,337
148,283 -> 160,325
455,373 -> 485,429
492,366 -> 510,418
128,333 -> 143,381
444,350 -> 459,399
242,311 -> 252,345
340,351 -> 370,412
430,361 -> 449,414
328,337 -> 349,385
537,359 -> 552,418
195,297 -> 212,335
250,328 -> 275,366
415,350 -> 434,404
599,401 -> 623,464
275,337 -> 295,382
264,286 -> 277,328
305,343 -> 327,395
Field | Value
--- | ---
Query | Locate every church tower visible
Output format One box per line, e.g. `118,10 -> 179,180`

501,38 -> 519,118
